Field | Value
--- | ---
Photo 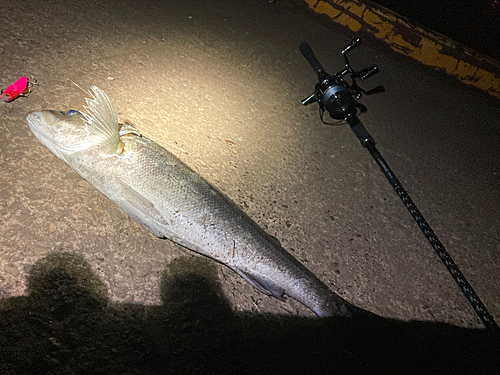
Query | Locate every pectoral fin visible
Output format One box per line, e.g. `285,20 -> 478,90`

117,178 -> 170,237
235,268 -> 286,301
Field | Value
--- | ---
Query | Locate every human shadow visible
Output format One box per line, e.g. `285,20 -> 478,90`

0,252 -> 498,374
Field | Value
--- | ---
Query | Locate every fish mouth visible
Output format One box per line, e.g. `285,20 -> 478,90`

27,111 -> 71,160
27,111 -> 57,146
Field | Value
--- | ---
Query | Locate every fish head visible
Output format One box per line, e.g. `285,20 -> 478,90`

27,86 -> 123,161
26,110 -> 92,161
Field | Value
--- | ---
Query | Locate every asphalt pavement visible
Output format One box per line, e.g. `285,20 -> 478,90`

1,0 -> 499,373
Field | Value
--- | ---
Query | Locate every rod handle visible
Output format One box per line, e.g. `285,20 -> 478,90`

299,42 -> 326,78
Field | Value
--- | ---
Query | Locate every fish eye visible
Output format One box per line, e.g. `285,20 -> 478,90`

66,109 -> 81,116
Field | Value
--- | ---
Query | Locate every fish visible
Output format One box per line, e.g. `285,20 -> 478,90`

26,86 -> 367,318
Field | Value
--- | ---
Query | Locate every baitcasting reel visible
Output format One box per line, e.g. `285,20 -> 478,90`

300,38 -> 384,123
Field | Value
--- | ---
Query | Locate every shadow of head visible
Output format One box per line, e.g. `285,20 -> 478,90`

159,255 -> 231,315
27,252 -> 108,319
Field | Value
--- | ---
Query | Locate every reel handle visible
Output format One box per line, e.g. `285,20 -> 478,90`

341,37 -> 361,54
359,65 -> 379,80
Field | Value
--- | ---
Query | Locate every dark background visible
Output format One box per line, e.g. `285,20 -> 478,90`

372,0 -> 500,61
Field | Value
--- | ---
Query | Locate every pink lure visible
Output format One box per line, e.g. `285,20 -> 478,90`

1,76 -> 31,102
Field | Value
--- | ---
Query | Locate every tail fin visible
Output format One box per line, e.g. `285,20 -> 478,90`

82,86 -> 123,154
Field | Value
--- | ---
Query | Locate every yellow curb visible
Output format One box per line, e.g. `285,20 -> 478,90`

304,0 -> 500,99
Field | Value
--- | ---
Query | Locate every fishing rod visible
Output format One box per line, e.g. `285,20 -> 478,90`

299,38 -> 499,334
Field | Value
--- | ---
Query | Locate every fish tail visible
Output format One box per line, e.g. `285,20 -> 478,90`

82,86 -> 124,154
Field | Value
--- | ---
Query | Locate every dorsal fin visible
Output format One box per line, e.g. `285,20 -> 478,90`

82,86 -> 123,154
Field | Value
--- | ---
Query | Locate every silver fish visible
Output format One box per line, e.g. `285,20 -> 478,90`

26,86 -> 364,318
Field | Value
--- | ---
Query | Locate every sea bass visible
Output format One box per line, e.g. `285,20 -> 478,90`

26,86 -> 363,318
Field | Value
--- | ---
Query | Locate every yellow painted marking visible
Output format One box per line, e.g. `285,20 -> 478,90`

306,0 -> 341,19
343,2 -> 365,18
303,0 -> 500,98
335,13 -> 362,32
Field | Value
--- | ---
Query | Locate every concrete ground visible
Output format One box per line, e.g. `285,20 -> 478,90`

0,0 -> 499,373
